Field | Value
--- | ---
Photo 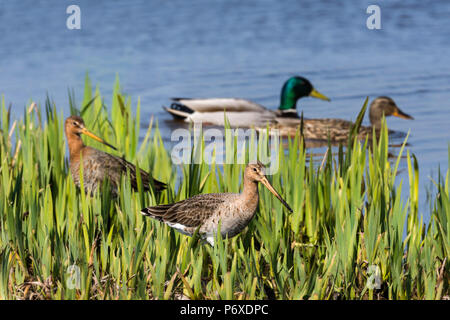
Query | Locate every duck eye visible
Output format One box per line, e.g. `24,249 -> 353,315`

253,168 -> 257,172
72,121 -> 77,126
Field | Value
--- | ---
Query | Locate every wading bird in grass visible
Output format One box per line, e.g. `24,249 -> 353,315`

141,161 -> 292,246
260,96 -> 414,141
164,76 -> 330,128
64,115 -> 166,196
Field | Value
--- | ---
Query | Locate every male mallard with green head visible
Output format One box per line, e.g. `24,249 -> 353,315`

164,76 -> 330,127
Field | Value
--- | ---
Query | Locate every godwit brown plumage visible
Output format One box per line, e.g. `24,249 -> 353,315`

141,161 -> 292,246
65,115 -> 166,195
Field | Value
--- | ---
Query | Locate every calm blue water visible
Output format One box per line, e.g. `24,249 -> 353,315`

0,0 -> 449,219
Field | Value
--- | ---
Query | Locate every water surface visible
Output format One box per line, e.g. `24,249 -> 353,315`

1,0 -> 449,220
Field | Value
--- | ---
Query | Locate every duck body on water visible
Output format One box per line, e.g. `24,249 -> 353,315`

164,76 -> 413,142
141,161 -> 292,246
164,76 -> 330,128
271,96 -> 414,141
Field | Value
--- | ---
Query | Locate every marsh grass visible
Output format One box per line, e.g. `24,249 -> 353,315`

0,76 -> 448,300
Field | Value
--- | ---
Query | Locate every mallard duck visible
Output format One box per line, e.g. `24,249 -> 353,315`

264,96 -> 414,141
65,116 -> 166,196
163,76 -> 330,127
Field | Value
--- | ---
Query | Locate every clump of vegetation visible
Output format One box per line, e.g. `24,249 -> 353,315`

0,76 -> 448,299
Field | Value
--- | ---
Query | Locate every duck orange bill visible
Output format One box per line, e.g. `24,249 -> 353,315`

309,88 -> 331,101
81,128 -> 118,151
392,108 -> 414,120
260,176 -> 293,213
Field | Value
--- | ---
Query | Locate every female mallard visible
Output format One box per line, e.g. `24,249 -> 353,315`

164,76 -> 330,127
266,96 -> 414,141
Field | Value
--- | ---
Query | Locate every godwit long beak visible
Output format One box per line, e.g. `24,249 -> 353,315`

259,176 -> 293,213
81,127 -> 118,151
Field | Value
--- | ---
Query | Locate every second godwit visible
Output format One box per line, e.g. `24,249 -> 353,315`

141,161 -> 292,246
65,115 -> 166,196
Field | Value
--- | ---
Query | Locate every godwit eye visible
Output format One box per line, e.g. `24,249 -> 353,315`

253,168 -> 257,172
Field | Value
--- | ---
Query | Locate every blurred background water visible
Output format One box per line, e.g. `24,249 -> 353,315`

0,0 -> 449,220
